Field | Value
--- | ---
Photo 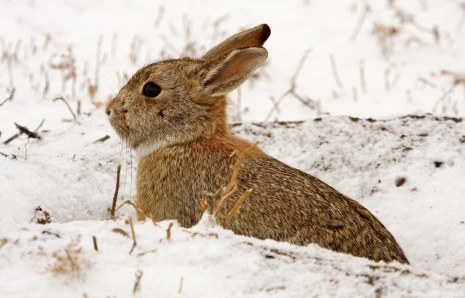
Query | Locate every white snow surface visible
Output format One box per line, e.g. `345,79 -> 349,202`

1,0 -> 465,297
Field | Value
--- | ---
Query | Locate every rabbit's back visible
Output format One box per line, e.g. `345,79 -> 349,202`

229,155 -> 409,264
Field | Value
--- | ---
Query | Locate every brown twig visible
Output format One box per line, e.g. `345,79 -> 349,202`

220,188 -> 252,226
265,49 -> 313,121
4,119 -> 44,145
132,270 -> 143,294
115,199 -> 146,216
128,216 -> 137,254
350,3 -> 371,41
178,277 -> 184,294
110,165 -> 122,218
53,96 -> 77,122
330,54 -> 343,89
208,143 -> 256,224
93,135 -> 110,144
0,88 -> 15,107
92,236 -> 98,251
166,222 -> 174,240
360,60 -> 366,94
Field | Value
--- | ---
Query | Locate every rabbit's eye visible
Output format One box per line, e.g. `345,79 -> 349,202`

142,82 -> 161,98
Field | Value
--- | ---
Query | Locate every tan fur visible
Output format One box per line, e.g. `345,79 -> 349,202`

106,24 -> 409,264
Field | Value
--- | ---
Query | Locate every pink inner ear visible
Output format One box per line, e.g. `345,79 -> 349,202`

204,49 -> 263,87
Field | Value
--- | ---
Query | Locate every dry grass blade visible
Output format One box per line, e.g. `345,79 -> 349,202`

92,236 -> 98,252
93,135 -> 110,144
207,143 -> 257,225
330,54 -> 343,89
178,277 -> 184,294
128,216 -> 137,254
53,96 -> 77,122
0,87 -> 15,107
114,199 -> 146,218
350,3 -> 371,41
265,49 -> 314,121
221,188 -> 252,226
166,222 -> 174,240
132,270 -> 143,294
110,165 -> 122,218
4,119 -> 44,145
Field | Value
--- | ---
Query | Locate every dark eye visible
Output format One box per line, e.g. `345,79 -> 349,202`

142,82 -> 161,98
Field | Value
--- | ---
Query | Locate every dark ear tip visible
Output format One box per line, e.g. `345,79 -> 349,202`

259,24 -> 271,42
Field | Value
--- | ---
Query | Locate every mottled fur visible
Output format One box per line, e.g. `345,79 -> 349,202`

106,24 -> 409,264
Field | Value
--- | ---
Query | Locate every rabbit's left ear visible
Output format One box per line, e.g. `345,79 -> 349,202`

203,24 -> 270,61
200,47 -> 267,97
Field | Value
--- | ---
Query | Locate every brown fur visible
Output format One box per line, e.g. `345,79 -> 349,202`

106,24 -> 409,264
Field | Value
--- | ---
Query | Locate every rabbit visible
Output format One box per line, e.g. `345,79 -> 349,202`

106,24 -> 409,264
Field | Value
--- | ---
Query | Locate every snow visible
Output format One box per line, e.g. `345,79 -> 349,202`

1,0 -> 465,296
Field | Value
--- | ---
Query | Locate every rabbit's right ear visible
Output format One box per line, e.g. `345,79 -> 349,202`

199,47 -> 267,97
202,24 -> 270,61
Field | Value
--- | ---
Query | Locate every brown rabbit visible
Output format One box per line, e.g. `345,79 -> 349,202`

106,24 -> 409,264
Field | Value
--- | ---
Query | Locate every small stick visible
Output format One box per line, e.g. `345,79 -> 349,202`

15,123 -> 41,140
95,36 -> 103,90
0,88 -> 15,107
0,152 -> 7,157
330,55 -> 343,89
132,270 -> 143,294
359,60 -> 366,94
166,222 -> 173,240
212,184 -> 238,217
115,199 -> 145,216
92,235 -> 98,251
128,216 -> 137,254
53,96 -> 77,122
110,165 -> 122,218
93,135 -> 110,144
350,3 -> 371,41
221,189 -> 252,226
352,86 -> 358,102
178,277 -> 184,294
4,119 -> 45,145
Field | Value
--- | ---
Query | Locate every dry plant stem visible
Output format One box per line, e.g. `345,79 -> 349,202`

14,123 -> 42,140
166,222 -> 173,240
211,143 -> 257,222
53,96 -> 77,122
115,199 -> 145,216
132,270 -> 143,294
265,49 -> 312,121
352,87 -> 358,102
221,189 -> 252,226
93,134 -> 110,144
95,36 -> 102,90
350,3 -> 371,41
0,87 -> 15,107
128,217 -> 137,254
178,277 -> 184,294
92,236 -> 98,251
110,165 -> 122,218
212,184 -> 238,217
4,119 -> 44,145
330,55 -> 343,89
360,61 -> 366,94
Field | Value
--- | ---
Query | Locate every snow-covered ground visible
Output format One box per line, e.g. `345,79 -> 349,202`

1,0 -> 465,296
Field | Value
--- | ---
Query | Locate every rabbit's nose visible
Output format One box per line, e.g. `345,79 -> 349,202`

105,106 -> 111,116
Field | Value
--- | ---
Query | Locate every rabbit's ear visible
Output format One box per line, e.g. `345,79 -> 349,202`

203,24 -> 270,62
200,47 -> 267,97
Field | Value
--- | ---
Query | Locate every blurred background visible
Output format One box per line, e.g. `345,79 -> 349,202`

1,0 -> 465,136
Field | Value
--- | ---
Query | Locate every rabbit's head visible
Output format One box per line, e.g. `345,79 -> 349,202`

106,24 -> 270,156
